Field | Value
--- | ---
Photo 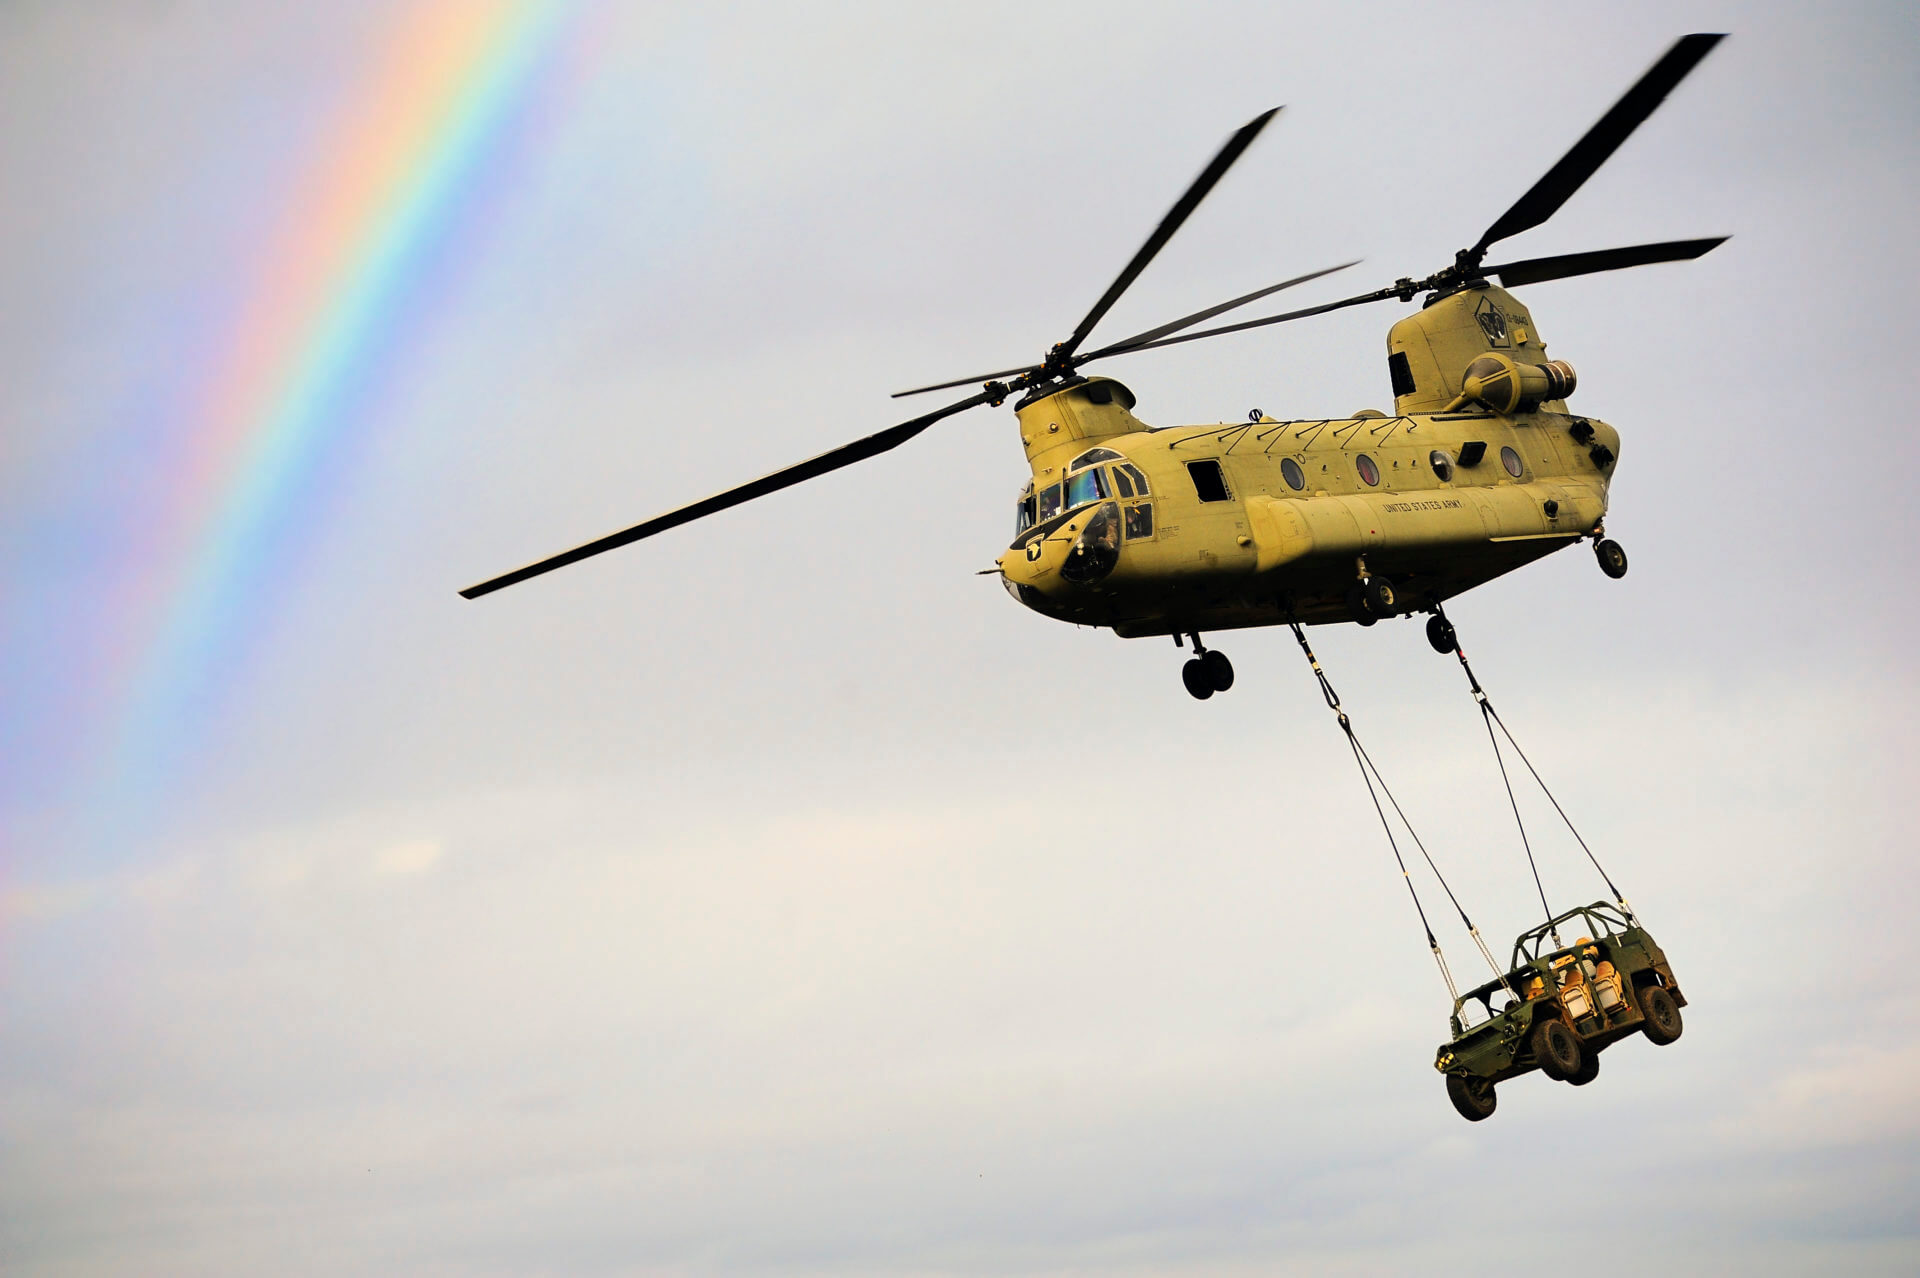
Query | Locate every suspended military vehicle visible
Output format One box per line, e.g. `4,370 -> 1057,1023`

1435,902 -> 1687,1122
461,35 -> 1726,704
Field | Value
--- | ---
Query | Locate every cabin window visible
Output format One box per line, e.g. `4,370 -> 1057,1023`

1014,484 -> 1036,536
1113,467 -> 1137,498
1064,467 -> 1110,510
1186,460 -> 1231,502
1429,450 -> 1454,483
1356,454 -> 1380,486
1123,502 -> 1154,540
1119,463 -> 1150,494
1388,350 -> 1416,398
1038,482 -> 1064,522
1501,446 -> 1525,478
1281,457 -> 1306,491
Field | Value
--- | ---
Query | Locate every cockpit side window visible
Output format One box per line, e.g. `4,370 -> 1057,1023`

1014,483 -> 1036,536
1119,463 -> 1150,495
1064,467 -> 1110,511
1112,467 -> 1136,498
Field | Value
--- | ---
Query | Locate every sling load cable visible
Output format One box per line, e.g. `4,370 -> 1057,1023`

1431,602 -> 1636,948
1284,616 -> 1516,1004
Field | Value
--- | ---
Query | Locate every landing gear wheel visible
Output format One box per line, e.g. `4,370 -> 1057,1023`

1446,1074 -> 1497,1122
1531,1017 -> 1584,1081
1639,985 -> 1684,1045
1595,538 -> 1629,579
1568,1049 -> 1601,1086
1201,649 -> 1234,692
1181,659 -> 1215,701
1426,615 -> 1458,655
1345,586 -> 1377,626
1361,576 -> 1397,617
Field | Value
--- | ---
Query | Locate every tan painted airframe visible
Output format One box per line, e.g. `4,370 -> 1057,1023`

997,282 -> 1618,634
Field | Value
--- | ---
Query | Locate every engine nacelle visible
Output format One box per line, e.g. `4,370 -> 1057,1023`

1458,353 -> 1577,414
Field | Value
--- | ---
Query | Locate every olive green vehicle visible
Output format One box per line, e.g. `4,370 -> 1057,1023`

1436,902 -> 1687,1122
459,36 -> 1728,694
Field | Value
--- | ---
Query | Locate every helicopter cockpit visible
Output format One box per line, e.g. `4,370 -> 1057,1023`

1014,449 -> 1152,542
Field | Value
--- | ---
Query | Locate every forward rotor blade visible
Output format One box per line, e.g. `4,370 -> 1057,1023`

1487,236 -> 1728,288
1472,33 -> 1724,256
1092,285 -> 1401,360
1058,106 -> 1280,360
460,388 -> 998,599
1077,259 -> 1362,363
891,361 -> 1040,400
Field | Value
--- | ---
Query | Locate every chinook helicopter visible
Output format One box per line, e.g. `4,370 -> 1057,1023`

462,35 -> 1726,702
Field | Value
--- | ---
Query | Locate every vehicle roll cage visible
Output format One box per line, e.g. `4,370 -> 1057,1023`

1448,900 -> 1640,1022
1509,901 -> 1636,969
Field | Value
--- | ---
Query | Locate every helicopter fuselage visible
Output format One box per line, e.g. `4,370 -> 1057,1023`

995,282 -> 1622,633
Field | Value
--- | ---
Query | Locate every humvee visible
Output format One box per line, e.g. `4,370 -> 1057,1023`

1434,902 -> 1686,1121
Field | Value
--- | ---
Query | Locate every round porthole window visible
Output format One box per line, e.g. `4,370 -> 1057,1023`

1429,450 -> 1453,482
1356,454 -> 1380,486
1501,445 -> 1524,478
1281,457 -> 1306,491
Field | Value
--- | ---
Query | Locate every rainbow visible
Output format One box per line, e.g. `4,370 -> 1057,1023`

108,0 -> 572,792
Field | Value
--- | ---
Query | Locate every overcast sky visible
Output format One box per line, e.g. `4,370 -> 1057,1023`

3,2 -> 1917,1274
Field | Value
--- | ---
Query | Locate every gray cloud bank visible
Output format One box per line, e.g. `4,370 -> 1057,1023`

3,1 -> 1918,1274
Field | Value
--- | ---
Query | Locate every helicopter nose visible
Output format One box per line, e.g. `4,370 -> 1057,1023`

1059,501 -> 1120,584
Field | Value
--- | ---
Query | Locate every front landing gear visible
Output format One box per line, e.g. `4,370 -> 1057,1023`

1594,537 -> 1628,579
1345,573 -> 1398,626
1177,634 -> 1234,700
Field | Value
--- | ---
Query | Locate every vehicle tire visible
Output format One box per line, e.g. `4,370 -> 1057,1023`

1568,1049 -> 1601,1086
1362,576 -> 1397,616
1345,587 -> 1377,626
1639,984 -> 1684,1045
1426,615 -> 1457,655
1181,659 -> 1214,701
1202,649 -> 1235,692
1531,1017 -> 1584,1081
1595,538 -> 1629,579
1446,1073 -> 1497,1122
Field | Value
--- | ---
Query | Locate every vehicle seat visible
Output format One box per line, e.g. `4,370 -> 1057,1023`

1592,959 -> 1625,1012
1553,959 -> 1594,1020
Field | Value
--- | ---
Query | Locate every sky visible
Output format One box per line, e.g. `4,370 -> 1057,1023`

1,1 -> 1917,1274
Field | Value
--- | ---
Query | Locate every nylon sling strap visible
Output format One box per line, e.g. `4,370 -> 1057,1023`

1285,618 -> 1511,1000
1433,603 -> 1635,932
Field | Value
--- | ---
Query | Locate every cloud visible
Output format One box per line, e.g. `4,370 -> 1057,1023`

371,837 -> 444,877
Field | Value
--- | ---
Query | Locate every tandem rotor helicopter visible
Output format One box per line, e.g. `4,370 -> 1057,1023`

464,35 -> 1727,1122
462,35 -> 1727,705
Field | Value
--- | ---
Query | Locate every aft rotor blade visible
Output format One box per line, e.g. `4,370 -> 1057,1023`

891,361 -> 1041,400
1472,34 -> 1724,256
1487,236 -> 1728,288
1058,106 -> 1281,359
1077,259 -> 1362,363
459,387 -> 998,599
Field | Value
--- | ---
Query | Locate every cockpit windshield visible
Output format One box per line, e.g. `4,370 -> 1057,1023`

1064,467 -> 1110,510
1037,482 -> 1064,522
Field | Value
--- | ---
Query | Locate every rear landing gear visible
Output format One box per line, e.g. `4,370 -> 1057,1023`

1594,537 -> 1628,579
1426,614 -> 1458,655
1178,634 -> 1234,700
